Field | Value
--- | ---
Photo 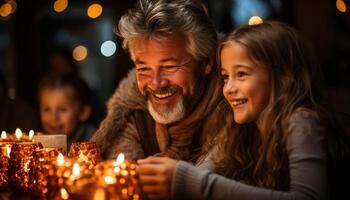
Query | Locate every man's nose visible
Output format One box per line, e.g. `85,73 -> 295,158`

148,71 -> 168,90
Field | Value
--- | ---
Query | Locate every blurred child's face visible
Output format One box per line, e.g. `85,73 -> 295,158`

39,87 -> 82,136
220,42 -> 270,124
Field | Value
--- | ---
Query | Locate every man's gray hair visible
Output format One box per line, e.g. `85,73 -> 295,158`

117,0 -> 218,65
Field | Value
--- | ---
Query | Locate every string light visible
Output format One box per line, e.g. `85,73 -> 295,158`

73,45 -> 88,61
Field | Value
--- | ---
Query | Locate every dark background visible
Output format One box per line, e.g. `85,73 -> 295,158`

0,0 -> 349,130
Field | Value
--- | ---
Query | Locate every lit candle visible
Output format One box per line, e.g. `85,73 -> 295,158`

28,130 -> 35,140
57,153 -> 65,166
15,128 -> 22,140
71,163 -> 80,180
60,187 -> 70,200
1,131 -> 6,140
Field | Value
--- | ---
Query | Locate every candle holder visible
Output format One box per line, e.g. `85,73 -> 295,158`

94,158 -> 142,200
47,154 -> 95,200
68,141 -> 101,168
0,145 -> 10,190
30,147 -> 65,198
8,142 -> 43,192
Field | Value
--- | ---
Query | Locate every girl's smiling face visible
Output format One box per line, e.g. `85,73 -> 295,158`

220,41 -> 270,124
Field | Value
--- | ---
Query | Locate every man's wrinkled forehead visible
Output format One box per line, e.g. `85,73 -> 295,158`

128,34 -> 190,61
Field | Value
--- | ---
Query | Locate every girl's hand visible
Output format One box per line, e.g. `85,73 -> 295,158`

137,156 -> 178,200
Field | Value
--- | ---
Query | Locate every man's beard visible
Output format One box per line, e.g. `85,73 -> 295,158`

144,74 -> 206,124
144,85 -> 187,124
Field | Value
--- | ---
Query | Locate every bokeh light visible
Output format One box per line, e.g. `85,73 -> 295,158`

248,16 -> 263,25
87,3 -> 103,19
0,3 -> 13,17
53,0 -> 68,13
336,0 -> 346,13
100,41 -> 117,57
72,45 -> 88,61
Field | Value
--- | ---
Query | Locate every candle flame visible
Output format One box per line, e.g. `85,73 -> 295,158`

1,131 -> 6,139
72,163 -> 80,178
15,128 -> 22,139
60,188 -> 70,200
6,145 -> 11,158
114,153 -> 125,166
104,175 -> 116,184
28,130 -> 35,140
57,153 -> 64,166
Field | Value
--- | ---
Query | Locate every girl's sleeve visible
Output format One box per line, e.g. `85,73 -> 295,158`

171,110 -> 328,200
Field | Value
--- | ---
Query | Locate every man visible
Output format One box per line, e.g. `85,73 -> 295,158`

91,0 -> 230,161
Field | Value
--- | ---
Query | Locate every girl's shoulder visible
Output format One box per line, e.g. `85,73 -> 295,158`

287,107 -> 325,141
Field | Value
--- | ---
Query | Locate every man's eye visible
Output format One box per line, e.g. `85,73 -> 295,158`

136,67 -> 149,72
162,66 -> 179,72
237,71 -> 248,77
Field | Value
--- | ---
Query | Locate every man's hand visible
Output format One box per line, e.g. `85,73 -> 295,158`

138,156 -> 178,200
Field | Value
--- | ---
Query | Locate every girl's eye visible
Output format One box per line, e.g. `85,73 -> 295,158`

221,74 -> 229,82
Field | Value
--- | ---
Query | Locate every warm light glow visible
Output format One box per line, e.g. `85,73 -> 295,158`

114,153 -> 125,166
72,163 -> 80,178
87,3 -> 103,19
60,188 -> 70,200
57,153 -> 65,166
78,150 -> 89,163
15,128 -> 22,139
28,130 -> 35,140
53,0 -> 68,13
114,166 -> 120,173
336,0 -> 346,13
248,16 -> 263,25
8,0 -> 17,13
24,160 -> 31,172
72,45 -> 88,61
121,170 -> 128,176
104,175 -> 116,184
0,3 -> 13,17
100,40 -> 117,57
6,145 -> 11,158
121,188 -> 128,195
1,131 -> 6,139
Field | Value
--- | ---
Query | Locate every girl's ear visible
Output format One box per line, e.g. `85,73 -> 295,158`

79,105 -> 91,122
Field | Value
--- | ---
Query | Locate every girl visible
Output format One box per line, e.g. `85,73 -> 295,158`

138,21 -> 350,199
38,74 -> 95,149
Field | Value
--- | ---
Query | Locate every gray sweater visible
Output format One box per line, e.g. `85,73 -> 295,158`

172,109 -> 328,200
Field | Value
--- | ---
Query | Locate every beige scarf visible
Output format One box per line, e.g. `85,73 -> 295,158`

92,68 -> 226,161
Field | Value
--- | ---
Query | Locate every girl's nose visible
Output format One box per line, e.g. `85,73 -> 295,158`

224,79 -> 238,95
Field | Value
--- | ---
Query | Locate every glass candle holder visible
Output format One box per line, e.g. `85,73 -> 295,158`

68,141 -> 101,168
0,145 -> 10,189
94,158 -> 142,200
30,147 -> 65,198
8,142 -> 43,192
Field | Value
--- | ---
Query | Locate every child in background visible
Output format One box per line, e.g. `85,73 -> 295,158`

38,74 -> 95,149
137,21 -> 350,199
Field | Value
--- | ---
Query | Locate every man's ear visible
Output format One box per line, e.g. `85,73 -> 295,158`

204,58 -> 214,75
79,105 -> 91,122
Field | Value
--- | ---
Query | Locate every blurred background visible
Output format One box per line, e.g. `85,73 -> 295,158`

0,0 -> 349,131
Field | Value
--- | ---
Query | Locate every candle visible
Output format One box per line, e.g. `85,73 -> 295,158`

0,146 -> 10,189
15,128 -> 23,140
1,131 -> 6,140
68,141 -> 101,168
28,130 -> 35,141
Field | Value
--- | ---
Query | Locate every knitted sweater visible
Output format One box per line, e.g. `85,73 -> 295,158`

172,109 -> 329,200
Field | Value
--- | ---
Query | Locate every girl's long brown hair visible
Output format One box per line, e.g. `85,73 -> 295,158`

203,21 -> 350,190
